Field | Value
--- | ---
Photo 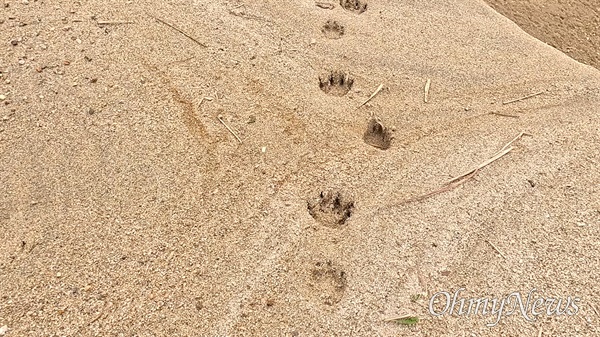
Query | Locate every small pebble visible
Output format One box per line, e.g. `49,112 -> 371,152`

10,39 -> 18,46
0,95 -> 5,101
18,59 -> 25,65
0,325 -> 8,336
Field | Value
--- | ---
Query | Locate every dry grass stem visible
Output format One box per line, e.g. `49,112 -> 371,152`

357,84 -> 384,109
491,112 -> 520,118
424,79 -> 431,103
97,20 -> 135,25
218,116 -> 243,143
502,90 -> 545,105
486,240 -> 507,260
152,16 -> 208,47
315,1 -> 335,9
447,147 -> 513,185
400,132 -> 529,204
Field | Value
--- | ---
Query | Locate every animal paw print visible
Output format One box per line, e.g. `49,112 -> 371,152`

319,71 -> 354,96
363,117 -> 392,150
310,260 -> 347,305
322,20 -> 345,39
308,190 -> 354,226
340,0 -> 367,14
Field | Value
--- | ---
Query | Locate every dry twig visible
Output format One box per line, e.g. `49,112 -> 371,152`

448,131 -> 529,184
401,169 -> 479,204
490,112 -> 519,118
97,20 -> 135,25
424,79 -> 431,103
357,84 -> 384,109
152,16 -> 207,48
486,240 -> 507,260
315,1 -> 335,9
447,147 -> 513,185
399,132 -> 529,205
502,90 -> 545,105
218,115 -> 243,144
500,131 -> 530,152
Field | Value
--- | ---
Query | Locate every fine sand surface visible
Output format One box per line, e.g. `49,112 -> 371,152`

485,0 -> 600,69
1,1 -> 599,336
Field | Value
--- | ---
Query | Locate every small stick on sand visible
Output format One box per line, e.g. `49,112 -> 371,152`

537,327 -> 543,337
152,16 -> 208,48
590,303 -> 599,317
486,240 -> 507,260
448,131 -> 530,184
357,84 -> 384,109
424,79 -> 431,103
499,131 -> 530,152
217,115 -> 243,143
400,169 -> 479,204
447,147 -> 513,185
198,96 -> 214,107
490,112 -> 519,118
400,132 -> 529,205
315,1 -> 335,9
97,20 -> 135,25
502,90 -> 545,105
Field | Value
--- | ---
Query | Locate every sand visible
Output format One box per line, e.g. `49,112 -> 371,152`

1,0 -> 599,336
485,0 -> 600,69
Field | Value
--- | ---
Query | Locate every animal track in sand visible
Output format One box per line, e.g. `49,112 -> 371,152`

309,260 -> 347,305
319,70 -> 354,96
363,117 -> 392,150
340,0 -> 367,14
308,190 -> 354,227
321,20 -> 345,39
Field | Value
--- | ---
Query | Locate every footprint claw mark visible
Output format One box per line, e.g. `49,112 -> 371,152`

308,190 -> 354,227
321,20 -> 345,39
340,0 -> 367,14
319,70 -> 354,96
363,117 -> 392,150
310,260 -> 347,305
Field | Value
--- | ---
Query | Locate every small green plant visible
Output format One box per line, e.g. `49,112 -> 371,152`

394,316 -> 419,326
410,294 -> 422,303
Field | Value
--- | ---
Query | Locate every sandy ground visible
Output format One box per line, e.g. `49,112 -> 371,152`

1,0 -> 599,336
485,0 -> 600,69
